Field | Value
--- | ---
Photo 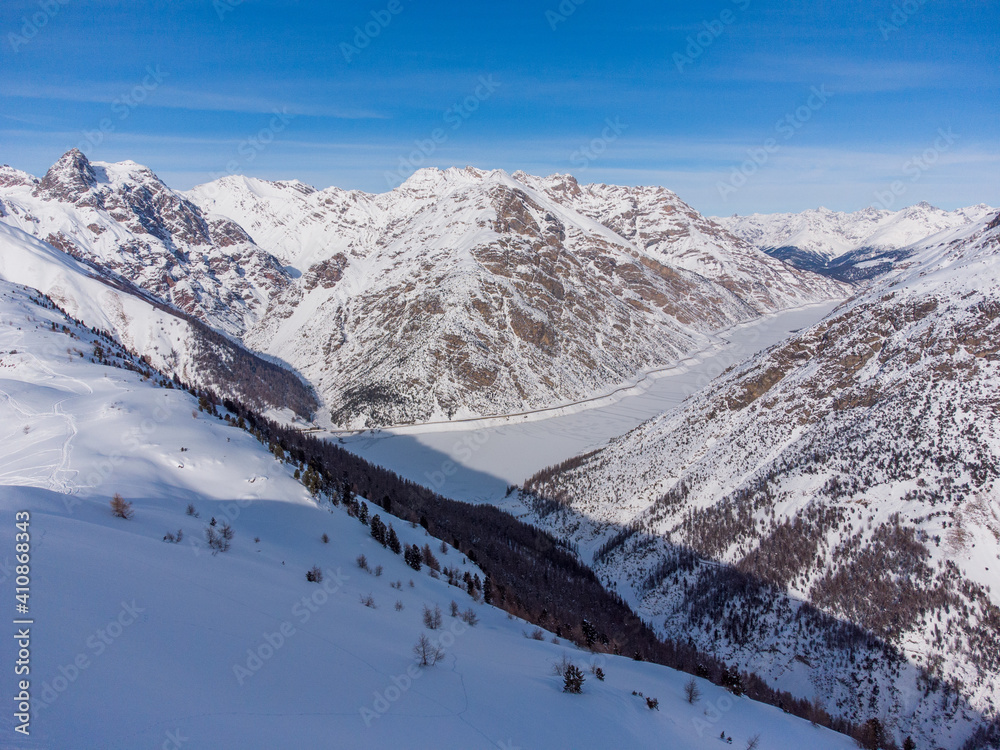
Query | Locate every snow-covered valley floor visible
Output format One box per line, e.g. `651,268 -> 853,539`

335,302 -> 841,505
0,282 -> 857,749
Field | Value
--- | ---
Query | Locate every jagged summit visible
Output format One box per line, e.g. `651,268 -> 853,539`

187,163 -> 849,427
2,151 -> 289,336
35,148 -> 98,203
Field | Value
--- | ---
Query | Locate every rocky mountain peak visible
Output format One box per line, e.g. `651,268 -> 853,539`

35,148 -> 98,205
0,165 -> 38,189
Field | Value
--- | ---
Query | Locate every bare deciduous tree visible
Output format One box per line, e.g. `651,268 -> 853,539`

422,604 -> 443,629
413,633 -> 444,666
685,677 -> 701,704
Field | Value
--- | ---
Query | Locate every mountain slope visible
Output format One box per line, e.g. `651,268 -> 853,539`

715,203 -> 995,281
0,221 -> 316,418
0,150 -> 290,337
519,212 -> 1000,748
0,280 -> 857,749
189,167 -> 849,427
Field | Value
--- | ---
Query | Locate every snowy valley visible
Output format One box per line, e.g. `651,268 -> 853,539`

0,149 -> 997,750
0,277 -> 857,749
519,212 -> 1000,749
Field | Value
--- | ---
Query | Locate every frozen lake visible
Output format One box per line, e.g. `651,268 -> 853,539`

333,301 -> 842,505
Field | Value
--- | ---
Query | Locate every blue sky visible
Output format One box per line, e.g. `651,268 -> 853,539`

1,0 -> 997,214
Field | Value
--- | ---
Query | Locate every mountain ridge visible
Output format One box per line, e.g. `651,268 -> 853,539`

517,210 -> 1000,748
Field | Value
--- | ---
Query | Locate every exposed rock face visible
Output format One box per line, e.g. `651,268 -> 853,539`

189,167 -> 849,427
519,214 -> 1000,749
2,150 -> 289,336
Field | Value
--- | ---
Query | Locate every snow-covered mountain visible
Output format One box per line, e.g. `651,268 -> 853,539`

715,203 -> 995,282
0,153 -> 851,429
187,167 -> 848,427
518,212 -> 1000,748
0,278 -> 859,749
0,150 -> 290,338
0,219 -> 316,419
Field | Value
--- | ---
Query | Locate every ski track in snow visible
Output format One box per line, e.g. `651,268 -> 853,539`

0,323 -> 92,493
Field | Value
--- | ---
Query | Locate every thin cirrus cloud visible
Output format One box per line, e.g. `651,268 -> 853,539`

696,56 -> 965,93
3,124 -> 995,216
1,1 -> 995,214
0,81 -> 389,120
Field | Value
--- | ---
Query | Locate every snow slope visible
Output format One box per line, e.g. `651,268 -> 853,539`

0,220 -> 316,418
187,167 -> 849,427
0,280 -> 856,749
715,202 -> 995,261
519,212 -> 1000,748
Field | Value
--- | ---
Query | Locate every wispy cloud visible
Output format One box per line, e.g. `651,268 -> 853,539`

0,82 -> 388,120
699,56 -> 968,93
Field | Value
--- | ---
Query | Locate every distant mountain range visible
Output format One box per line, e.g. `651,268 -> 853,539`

715,203 -> 995,281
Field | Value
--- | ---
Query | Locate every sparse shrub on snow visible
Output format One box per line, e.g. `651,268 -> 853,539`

422,604 -> 443,630
206,522 -> 233,554
413,633 -> 444,666
562,664 -> 584,694
110,493 -> 134,519
684,677 -> 701,704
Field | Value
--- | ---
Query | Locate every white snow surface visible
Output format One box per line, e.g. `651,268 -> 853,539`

512,212 -> 1000,748
714,202 -> 995,260
0,280 -> 857,749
